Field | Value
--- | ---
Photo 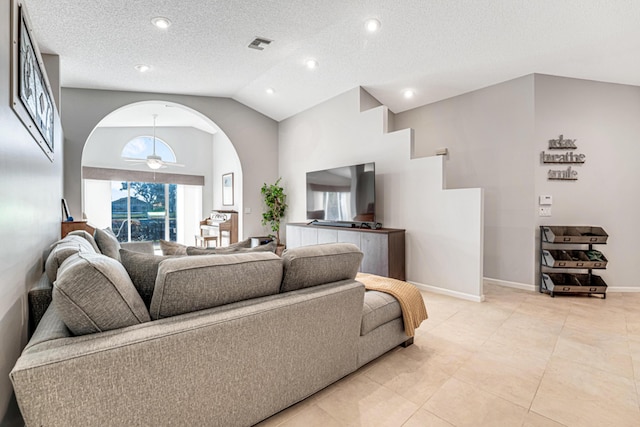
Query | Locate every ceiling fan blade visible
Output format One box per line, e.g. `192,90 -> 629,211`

162,162 -> 185,167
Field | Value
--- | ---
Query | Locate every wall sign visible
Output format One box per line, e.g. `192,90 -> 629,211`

542,135 -> 585,181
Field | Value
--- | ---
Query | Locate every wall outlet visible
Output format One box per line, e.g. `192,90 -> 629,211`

244,207 -> 251,214
539,207 -> 552,217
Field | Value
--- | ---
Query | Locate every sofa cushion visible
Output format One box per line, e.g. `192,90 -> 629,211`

150,252 -> 283,320
67,230 -> 101,253
159,239 -> 187,256
186,240 -> 277,255
94,227 -> 121,260
361,291 -> 402,336
120,249 -> 175,309
52,253 -> 150,336
44,235 -> 97,282
162,238 -> 255,256
280,243 -> 363,293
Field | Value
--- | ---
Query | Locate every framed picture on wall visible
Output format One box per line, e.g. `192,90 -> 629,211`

10,0 -> 57,162
222,173 -> 234,206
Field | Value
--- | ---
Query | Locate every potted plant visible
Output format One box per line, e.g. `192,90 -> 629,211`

261,178 -> 287,250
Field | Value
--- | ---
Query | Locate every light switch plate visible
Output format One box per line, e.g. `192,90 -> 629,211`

539,207 -> 552,217
539,195 -> 553,205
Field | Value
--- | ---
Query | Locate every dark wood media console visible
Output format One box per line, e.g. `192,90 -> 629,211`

285,223 -> 405,280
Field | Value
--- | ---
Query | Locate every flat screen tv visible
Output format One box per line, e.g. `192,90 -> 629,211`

306,162 -> 376,224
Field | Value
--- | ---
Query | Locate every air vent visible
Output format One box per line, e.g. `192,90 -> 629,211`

248,37 -> 272,50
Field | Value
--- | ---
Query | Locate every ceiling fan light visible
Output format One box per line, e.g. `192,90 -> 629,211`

147,161 -> 163,170
146,155 -> 163,169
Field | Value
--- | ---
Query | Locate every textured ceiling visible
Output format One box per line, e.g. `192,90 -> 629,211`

24,0 -> 640,123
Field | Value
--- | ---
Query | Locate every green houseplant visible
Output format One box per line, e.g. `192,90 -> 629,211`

261,178 -> 287,246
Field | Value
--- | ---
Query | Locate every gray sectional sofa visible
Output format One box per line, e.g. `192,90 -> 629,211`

10,232 -> 412,427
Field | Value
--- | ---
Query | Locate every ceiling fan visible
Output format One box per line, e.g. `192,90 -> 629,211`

124,114 -> 184,169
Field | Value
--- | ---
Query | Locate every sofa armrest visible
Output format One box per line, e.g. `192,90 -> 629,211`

121,241 -> 155,254
12,280 -> 365,427
28,273 -> 53,334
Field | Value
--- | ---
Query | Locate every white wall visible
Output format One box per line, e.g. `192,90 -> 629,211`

61,89 -> 279,239
395,75 -> 536,286
534,74 -> 640,290
0,3 -> 63,422
279,88 -> 484,300
83,126 -> 216,215
212,132 -> 244,236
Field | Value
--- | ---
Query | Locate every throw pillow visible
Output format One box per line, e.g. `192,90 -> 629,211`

280,243 -> 363,293
67,230 -> 101,253
53,253 -> 150,336
149,252 -> 283,320
186,240 -> 277,256
120,249 -> 174,308
44,235 -> 98,282
224,238 -> 253,250
189,237 -> 253,254
159,239 -> 188,256
94,227 -> 121,261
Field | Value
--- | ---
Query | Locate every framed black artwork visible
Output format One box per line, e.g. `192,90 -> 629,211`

10,0 -> 56,161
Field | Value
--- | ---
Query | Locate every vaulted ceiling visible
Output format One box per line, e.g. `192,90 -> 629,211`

26,0 -> 640,122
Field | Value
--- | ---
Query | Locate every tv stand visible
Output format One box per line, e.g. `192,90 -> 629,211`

286,223 -> 405,280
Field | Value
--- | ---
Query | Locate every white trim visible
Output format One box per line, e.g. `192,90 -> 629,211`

409,281 -> 485,302
607,287 -> 640,293
484,277 -> 536,292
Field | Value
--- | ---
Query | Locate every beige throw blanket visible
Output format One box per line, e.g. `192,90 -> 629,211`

356,273 -> 428,337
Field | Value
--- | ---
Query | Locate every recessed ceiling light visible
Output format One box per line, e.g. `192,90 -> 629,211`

151,17 -> 171,29
266,87 -> 275,95
135,64 -> 151,73
365,18 -> 381,33
403,89 -> 415,99
306,59 -> 319,69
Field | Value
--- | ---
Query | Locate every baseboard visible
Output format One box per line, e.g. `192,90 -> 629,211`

409,281 -> 485,302
483,278 -> 640,294
607,287 -> 640,292
483,277 -> 536,292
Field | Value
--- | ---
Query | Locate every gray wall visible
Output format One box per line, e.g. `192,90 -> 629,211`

61,88 -> 279,239
534,74 -> 640,289
395,75 -> 536,285
395,73 -> 640,290
0,2 -> 63,422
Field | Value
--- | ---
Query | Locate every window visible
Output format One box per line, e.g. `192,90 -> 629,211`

111,181 -> 177,242
121,136 -> 176,162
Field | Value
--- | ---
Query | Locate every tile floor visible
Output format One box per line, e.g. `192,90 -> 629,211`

257,284 -> 640,427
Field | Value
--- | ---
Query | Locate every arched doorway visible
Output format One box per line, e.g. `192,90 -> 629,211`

81,100 -> 243,245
